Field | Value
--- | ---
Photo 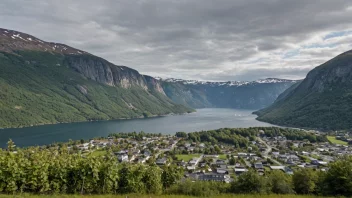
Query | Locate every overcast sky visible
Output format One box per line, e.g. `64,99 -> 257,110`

1,0 -> 352,81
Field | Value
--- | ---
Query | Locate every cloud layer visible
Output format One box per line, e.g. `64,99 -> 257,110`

1,0 -> 352,81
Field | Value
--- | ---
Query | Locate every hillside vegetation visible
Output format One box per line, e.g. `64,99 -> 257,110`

0,51 -> 192,128
255,50 -> 352,130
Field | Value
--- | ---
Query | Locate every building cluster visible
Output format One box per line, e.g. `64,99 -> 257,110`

71,130 -> 351,183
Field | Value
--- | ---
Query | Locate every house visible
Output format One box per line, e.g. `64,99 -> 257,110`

116,150 -> 128,155
270,166 -> 285,171
234,168 -> 248,175
187,147 -> 195,152
189,157 -> 201,166
216,159 -> 227,165
138,157 -> 147,163
184,143 -> 191,148
203,154 -> 219,158
98,142 -> 108,147
187,166 -> 196,171
216,168 -> 228,174
118,154 -> 129,162
254,162 -> 264,169
178,161 -> 187,167
78,145 -> 89,150
284,167 -> 294,175
193,173 -> 232,183
257,169 -> 265,175
156,158 -> 167,165
237,152 -> 247,157
144,150 -> 151,157
199,162 -> 207,168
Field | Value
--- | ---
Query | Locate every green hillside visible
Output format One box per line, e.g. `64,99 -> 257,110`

255,50 -> 352,130
0,51 -> 192,128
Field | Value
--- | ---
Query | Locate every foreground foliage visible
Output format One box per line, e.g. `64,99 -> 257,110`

0,140 -> 351,197
0,194 -> 330,198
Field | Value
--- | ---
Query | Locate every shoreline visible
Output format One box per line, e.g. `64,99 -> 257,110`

0,108 -> 315,148
0,111 -> 196,130
254,117 -> 325,133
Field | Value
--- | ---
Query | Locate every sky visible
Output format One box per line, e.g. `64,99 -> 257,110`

1,0 -> 352,81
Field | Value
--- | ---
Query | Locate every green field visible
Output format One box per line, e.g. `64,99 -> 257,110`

176,154 -> 201,161
219,154 -> 228,160
327,136 -> 348,145
89,150 -> 107,157
0,194 -> 327,198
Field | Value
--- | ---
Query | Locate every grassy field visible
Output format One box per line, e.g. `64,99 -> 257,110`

219,154 -> 228,160
89,150 -> 107,157
0,194 -> 329,198
175,154 -> 201,161
327,136 -> 348,145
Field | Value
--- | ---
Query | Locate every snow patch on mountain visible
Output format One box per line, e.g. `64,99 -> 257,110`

159,77 -> 298,87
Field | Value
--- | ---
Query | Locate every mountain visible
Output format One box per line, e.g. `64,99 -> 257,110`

0,28 -> 193,128
159,78 -> 298,109
255,50 -> 352,130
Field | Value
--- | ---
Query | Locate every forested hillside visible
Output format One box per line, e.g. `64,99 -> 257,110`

0,28 -> 193,128
255,50 -> 352,130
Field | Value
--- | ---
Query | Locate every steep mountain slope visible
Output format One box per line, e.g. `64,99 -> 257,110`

0,28 -> 192,128
255,50 -> 352,130
160,78 -> 298,109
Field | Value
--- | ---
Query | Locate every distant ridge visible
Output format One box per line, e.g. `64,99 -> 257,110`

158,77 -> 298,109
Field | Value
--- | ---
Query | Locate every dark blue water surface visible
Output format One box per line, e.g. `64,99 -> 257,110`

0,108 -> 274,147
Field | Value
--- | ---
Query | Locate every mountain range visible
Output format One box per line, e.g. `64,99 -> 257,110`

159,78 -> 298,109
255,50 -> 352,130
0,28 -> 298,128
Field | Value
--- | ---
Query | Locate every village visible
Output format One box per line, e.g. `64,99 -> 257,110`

72,129 -> 352,183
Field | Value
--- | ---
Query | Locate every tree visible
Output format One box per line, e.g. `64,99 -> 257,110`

7,139 -> 15,152
321,156 -> 352,196
229,157 -> 236,165
161,165 -> 184,188
214,145 -> 221,154
118,164 -> 146,194
175,132 -> 188,138
231,170 -> 268,194
292,168 -> 318,194
268,170 -> 294,194
143,165 -> 162,194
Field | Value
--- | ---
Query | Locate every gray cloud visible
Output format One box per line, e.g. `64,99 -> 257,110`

1,0 -> 352,81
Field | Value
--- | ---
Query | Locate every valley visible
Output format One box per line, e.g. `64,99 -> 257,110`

2,1 -> 352,198
0,28 -> 295,129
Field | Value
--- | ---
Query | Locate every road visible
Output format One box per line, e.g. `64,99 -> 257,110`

257,137 -> 283,166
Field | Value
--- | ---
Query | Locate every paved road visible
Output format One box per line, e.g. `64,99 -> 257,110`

257,137 -> 283,166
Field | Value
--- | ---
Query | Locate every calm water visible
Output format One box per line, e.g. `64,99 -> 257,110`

0,108 -> 274,147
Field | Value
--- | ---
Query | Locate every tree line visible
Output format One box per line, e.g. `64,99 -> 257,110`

176,127 -> 326,146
